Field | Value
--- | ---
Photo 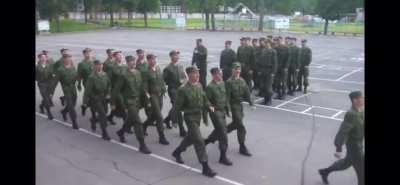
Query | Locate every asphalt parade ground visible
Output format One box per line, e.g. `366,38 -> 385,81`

36,29 -> 364,185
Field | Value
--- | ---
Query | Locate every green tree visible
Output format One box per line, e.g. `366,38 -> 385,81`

37,0 -> 76,32
122,0 -> 138,23
137,0 -> 160,28
103,0 -> 123,26
315,0 -> 363,35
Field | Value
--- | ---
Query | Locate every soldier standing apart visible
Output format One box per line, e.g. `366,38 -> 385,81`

287,37 -> 301,96
319,91 -> 364,185
226,62 -> 255,156
82,60 -> 112,140
52,48 -> 69,106
191,38 -> 208,89
237,37 -> 255,91
77,48 -> 97,125
107,51 -> 127,126
297,39 -> 312,94
274,37 -> 290,100
56,53 -> 80,130
36,53 -> 54,120
259,40 -> 277,105
172,66 -> 217,177
115,55 -> 152,154
163,50 -> 187,137
142,54 -> 170,145
204,67 -> 233,166
219,40 -> 236,82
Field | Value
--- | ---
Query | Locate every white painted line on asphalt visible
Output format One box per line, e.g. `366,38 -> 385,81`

271,99 -> 345,112
335,68 -> 363,81
242,102 -> 343,122
35,112 -> 245,185
309,77 -> 364,85
330,110 -> 344,119
275,93 -> 312,108
301,106 -> 314,114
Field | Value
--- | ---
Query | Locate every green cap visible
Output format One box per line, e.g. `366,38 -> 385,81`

185,66 -> 199,74
232,62 -> 241,69
349,91 -> 363,100
125,55 -> 135,62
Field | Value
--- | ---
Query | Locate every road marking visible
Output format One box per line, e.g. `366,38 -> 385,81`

275,93 -> 312,108
35,112 -> 245,185
330,110 -> 344,119
271,99 -> 345,112
309,77 -> 364,85
301,106 -> 314,114
243,102 -> 343,122
335,68 -> 363,81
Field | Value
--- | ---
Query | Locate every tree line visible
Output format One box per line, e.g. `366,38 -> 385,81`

36,0 -> 363,34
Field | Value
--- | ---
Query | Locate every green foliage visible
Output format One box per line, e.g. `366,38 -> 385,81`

137,0 -> 160,13
315,0 -> 363,20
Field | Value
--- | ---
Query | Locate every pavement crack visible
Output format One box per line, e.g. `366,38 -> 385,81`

52,153 -> 104,179
111,160 -> 152,185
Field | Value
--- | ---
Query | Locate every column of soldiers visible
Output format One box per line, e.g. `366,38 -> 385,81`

36,37 -> 364,184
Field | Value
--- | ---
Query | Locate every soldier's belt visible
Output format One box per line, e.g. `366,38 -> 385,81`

183,109 -> 202,115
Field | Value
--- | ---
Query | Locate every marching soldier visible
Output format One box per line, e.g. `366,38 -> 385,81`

219,40 -> 236,82
103,48 -> 115,80
115,55 -> 152,154
274,37 -> 290,100
77,48 -> 97,125
52,48 -> 69,106
142,54 -> 170,145
237,37 -> 255,91
42,50 -> 55,64
287,37 -> 301,96
191,38 -> 208,89
82,60 -> 112,140
163,50 -> 187,137
259,40 -> 277,105
36,53 -> 54,120
319,91 -> 364,185
40,50 -> 56,107
204,67 -> 233,166
226,62 -> 255,156
297,39 -> 312,94
107,51 -> 127,126
55,53 -> 80,130
171,66 -> 217,177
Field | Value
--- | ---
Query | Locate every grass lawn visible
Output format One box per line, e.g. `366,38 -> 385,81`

50,19 -> 109,33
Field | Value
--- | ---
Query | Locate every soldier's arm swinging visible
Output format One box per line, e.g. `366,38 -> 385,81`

334,112 -> 355,152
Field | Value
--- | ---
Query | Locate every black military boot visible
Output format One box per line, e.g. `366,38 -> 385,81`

60,109 -> 68,121
45,107 -> 53,120
201,162 -> 217,177
239,143 -> 252,156
71,119 -> 79,130
142,122 -> 149,136
116,129 -> 126,143
204,138 -> 212,145
172,148 -> 184,164
296,86 -> 302,92
138,137 -> 151,154
100,123 -> 111,141
158,132 -> 170,145
318,169 -> 330,184
59,96 -> 65,106
304,86 -> 308,94
163,116 -> 172,129
219,151 -> 233,166
39,103 -> 45,114
264,96 -> 272,106
90,118 -> 97,131
179,128 -> 187,137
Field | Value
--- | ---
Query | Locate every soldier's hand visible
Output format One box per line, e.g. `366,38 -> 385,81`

105,94 -> 111,99
296,69 -> 300,72
334,152 -> 342,159
284,68 -> 288,72
248,70 -> 253,75
111,105 -> 116,110
208,106 -> 215,113
146,93 -> 150,98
